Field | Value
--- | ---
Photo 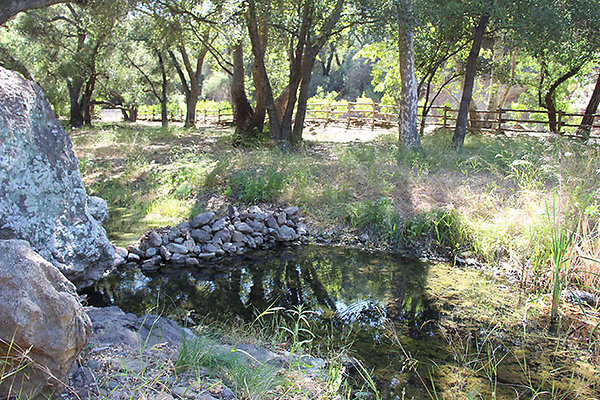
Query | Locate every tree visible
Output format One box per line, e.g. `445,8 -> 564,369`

245,0 -> 347,148
16,0 -> 125,126
358,0 -> 470,141
145,0 -> 213,128
512,0 -> 600,134
169,36 -> 210,128
119,13 -> 174,127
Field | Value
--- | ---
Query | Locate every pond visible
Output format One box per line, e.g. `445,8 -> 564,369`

87,246 -> 598,399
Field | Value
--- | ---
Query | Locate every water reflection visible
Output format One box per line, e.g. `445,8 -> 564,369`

90,246 -> 437,338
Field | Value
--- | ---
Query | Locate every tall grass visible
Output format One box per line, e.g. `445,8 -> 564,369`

547,194 -> 574,326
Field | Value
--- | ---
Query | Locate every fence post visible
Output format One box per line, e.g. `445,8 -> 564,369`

326,105 -> 331,124
347,102 -> 353,128
443,106 -> 448,128
557,111 -> 563,135
218,109 -> 221,124
204,109 -> 207,123
496,108 -> 503,133
371,103 -> 376,130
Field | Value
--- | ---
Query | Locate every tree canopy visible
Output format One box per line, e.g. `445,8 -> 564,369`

2,0 -> 600,146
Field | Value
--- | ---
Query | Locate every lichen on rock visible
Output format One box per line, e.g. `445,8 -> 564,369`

0,66 -> 114,289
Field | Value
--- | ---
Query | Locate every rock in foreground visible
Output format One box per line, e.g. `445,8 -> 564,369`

0,239 -> 91,399
0,66 -> 114,289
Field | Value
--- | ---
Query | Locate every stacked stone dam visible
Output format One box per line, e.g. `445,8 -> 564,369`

116,205 -> 308,270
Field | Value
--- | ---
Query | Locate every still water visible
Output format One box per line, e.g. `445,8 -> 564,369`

88,246 -> 597,399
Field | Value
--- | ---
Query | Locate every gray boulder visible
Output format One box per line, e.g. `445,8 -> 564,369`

274,226 -> 299,242
234,222 -> 253,234
266,215 -> 279,229
0,239 -> 91,399
190,212 -> 215,228
147,231 -> 163,248
86,306 -> 193,349
191,228 -> 212,243
284,206 -> 299,216
0,67 -> 113,289
167,243 -> 188,254
211,217 -> 227,232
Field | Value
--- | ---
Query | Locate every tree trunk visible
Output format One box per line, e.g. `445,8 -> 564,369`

185,87 -> 199,127
230,43 -> 257,138
397,0 -> 420,149
158,52 -> 168,127
452,13 -> 489,149
291,49 -> 318,146
576,70 -> 600,140
540,63 -> 584,134
67,79 -> 84,127
82,73 -> 95,125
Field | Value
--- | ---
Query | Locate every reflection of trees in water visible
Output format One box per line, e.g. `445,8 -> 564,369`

387,256 -> 436,338
93,247 -> 435,337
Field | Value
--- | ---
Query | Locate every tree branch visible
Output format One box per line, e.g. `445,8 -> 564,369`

1,0 -> 86,26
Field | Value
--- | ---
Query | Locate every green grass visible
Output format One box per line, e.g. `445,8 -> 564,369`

176,336 -> 283,399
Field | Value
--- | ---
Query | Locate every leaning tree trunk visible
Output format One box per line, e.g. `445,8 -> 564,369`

541,64 -> 584,134
397,0 -> 420,149
0,0 -> 81,25
576,70 -> 600,140
452,13 -> 489,149
291,48 -> 318,146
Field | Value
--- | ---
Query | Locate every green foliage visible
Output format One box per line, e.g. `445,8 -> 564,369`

350,197 -> 402,241
177,336 -> 283,400
405,207 -> 472,252
224,167 -> 286,204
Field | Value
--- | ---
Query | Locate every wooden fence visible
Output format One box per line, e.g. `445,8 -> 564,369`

136,102 -> 600,139
138,107 -> 234,124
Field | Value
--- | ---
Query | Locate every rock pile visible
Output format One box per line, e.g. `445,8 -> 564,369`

116,206 -> 308,270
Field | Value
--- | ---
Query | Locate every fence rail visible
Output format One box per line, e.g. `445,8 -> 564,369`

137,107 -> 234,124
135,102 -> 600,139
